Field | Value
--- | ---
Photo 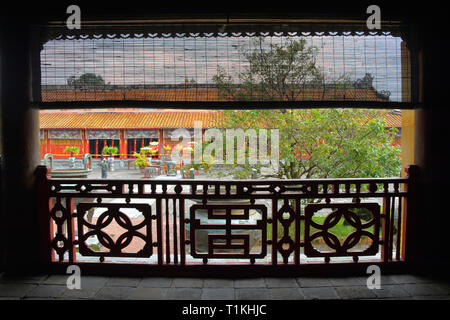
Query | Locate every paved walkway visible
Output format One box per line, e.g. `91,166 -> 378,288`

1,273 -> 449,300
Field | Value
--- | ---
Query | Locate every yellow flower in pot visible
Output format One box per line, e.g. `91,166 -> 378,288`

132,152 -> 148,171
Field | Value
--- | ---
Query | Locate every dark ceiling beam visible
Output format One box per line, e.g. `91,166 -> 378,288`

1,2 -> 422,25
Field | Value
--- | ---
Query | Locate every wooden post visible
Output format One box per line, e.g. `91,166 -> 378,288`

403,165 -> 419,266
0,23 -> 44,273
0,157 -> 3,271
36,166 -> 52,268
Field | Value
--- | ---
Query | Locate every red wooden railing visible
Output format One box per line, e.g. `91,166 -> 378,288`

37,165 -> 418,276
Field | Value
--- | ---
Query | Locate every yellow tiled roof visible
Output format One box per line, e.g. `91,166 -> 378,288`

39,109 -> 401,130
383,113 -> 401,128
39,110 -> 223,129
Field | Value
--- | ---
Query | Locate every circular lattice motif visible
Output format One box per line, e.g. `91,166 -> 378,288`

305,204 -> 379,257
78,204 -> 152,258
87,208 -> 147,253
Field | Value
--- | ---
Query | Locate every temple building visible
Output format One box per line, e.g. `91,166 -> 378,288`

39,109 -> 222,159
39,108 -> 401,159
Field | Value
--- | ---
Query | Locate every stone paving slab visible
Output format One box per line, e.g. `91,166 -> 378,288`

24,284 -> 68,299
412,295 -> 450,300
300,287 -> 341,300
42,274 -> 72,285
267,288 -> 305,300
201,288 -> 235,300
166,288 -> 202,300
203,279 -> 234,288
264,277 -> 299,288
329,277 -> 366,286
1,272 -> 450,300
78,276 -> 110,289
139,277 -> 173,288
335,286 -> 378,299
379,275 -> 403,285
94,287 -> 136,300
234,278 -> 266,288
171,278 -> 204,288
235,288 -> 269,300
0,283 -> 38,298
401,283 -> 449,296
0,274 -> 47,284
296,277 -> 333,287
105,277 -> 142,288
372,284 -> 411,298
392,274 -> 438,284
127,288 -> 170,300
62,286 -> 102,299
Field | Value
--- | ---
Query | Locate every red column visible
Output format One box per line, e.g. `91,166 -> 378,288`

45,130 -> 50,154
44,130 -> 50,153
85,130 -> 89,155
120,130 -> 126,159
81,130 -> 85,154
159,129 -> 163,159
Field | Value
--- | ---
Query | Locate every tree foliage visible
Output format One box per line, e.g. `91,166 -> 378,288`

67,73 -> 105,87
102,146 -> 118,156
223,109 -> 401,179
213,38 -> 401,179
63,145 -> 80,156
213,38 -> 324,101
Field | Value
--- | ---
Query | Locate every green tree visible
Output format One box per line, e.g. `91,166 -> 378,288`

213,38 -> 323,101
63,146 -> 80,158
213,38 -> 401,179
223,108 -> 400,179
67,73 -> 105,86
102,146 -> 118,157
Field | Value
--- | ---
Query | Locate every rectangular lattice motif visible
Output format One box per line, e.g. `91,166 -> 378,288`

188,204 -> 267,262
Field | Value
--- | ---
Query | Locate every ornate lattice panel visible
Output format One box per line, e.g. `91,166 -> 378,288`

49,197 -> 75,262
188,204 -> 268,263
273,199 -> 301,264
76,202 -> 155,260
304,203 -> 380,262
41,164 -> 415,269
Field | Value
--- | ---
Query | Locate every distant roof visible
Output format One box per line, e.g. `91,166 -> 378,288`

39,109 -> 401,130
41,87 -> 389,102
384,113 -> 401,128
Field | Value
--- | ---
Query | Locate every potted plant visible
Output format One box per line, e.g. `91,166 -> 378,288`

140,146 -> 157,162
148,141 -> 160,159
140,146 -> 159,174
132,152 -> 148,172
182,141 -> 216,175
162,145 -> 178,176
102,146 -> 119,171
63,146 -> 80,168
